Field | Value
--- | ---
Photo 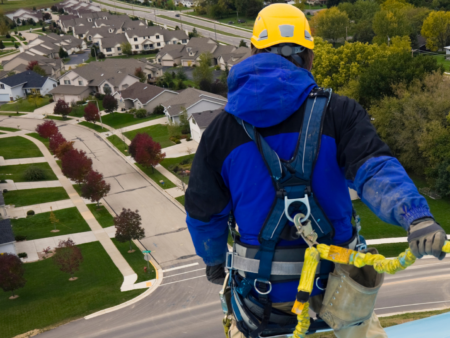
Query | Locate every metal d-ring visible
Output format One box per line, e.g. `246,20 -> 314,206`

284,194 -> 311,223
254,279 -> 272,295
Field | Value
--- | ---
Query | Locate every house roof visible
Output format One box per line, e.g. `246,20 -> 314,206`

0,218 -> 14,245
49,85 -> 89,95
190,108 -> 222,128
163,87 -> 227,116
118,82 -> 167,104
0,71 -> 49,88
101,34 -> 128,48
4,52 -> 63,71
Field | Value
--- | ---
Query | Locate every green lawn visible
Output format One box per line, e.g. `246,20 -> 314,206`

101,113 -> 162,129
160,154 -> 195,184
0,112 -> 25,116
187,12 -> 255,30
45,115 -> 68,121
72,184 -> 82,196
69,100 -> 103,117
112,238 -> 156,283
27,133 -> 50,151
123,124 -> 174,148
4,187 -> 69,207
175,195 -> 185,205
0,126 -> 20,131
370,242 -> 410,258
79,121 -> 106,132
11,207 -> 91,240
107,135 -> 129,156
0,96 -> 50,112
87,204 -> 115,228
0,242 -> 144,338
0,163 -> 57,182
136,163 -> 176,189
433,54 -> 450,72
0,136 -> 43,159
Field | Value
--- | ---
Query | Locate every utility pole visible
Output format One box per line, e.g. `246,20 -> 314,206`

180,13 -> 183,29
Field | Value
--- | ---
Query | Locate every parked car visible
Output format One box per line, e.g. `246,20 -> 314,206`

175,14 -> 180,17
238,19 -> 246,23
228,21 -> 234,24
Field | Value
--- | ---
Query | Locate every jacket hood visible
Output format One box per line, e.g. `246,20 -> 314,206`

225,53 -> 317,128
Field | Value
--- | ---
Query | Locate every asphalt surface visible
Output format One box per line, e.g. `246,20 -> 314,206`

66,50 -> 91,65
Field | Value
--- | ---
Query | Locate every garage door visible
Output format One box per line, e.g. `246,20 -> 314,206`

0,94 -> 10,102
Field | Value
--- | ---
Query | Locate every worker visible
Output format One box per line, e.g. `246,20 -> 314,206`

185,4 -> 447,338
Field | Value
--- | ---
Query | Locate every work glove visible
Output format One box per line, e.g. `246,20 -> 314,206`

408,218 -> 447,260
206,263 -> 226,285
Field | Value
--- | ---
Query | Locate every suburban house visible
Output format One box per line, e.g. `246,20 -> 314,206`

155,37 -> 236,67
57,0 -> 101,14
161,87 -> 227,124
27,33 -> 86,58
217,46 -> 251,71
0,71 -> 57,102
59,12 -> 115,33
49,85 -> 90,103
114,82 -> 178,113
188,108 -> 222,143
2,53 -> 64,78
174,0 -> 198,7
6,9 -> 42,24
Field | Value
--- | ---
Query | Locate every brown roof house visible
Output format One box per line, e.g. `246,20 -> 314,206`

2,52 -> 64,78
217,46 -> 251,71
49,85 -> 91,104
114,82 -> 178,113
188,108 -> 222,143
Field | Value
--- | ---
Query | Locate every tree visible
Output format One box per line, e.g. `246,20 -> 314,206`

26,60 -> 39,71
35,120 -> 58,139
114,208 -> 145,253
179,107 -> 190,134
293,0 -> 305,11
28,93 -> 43,108
0,41 -> 4,50
32,64 -> 46,76
91,45 -> 98,58
51,5 -> 58,11
54,99 -> 72,118
49,206 -> 59,232
102,95 -> 118,113
43,13 -> 52,21
189,27 -> 199,39
153,104 -> 165,115
49,132 -> 67,154
372,8 -> 412,44
134,67 -> 146,83
0,19 -> 9,36
81,170 -> 111,207
239,39 -> 248,48
148,20 -> 154,26
58,46 -> 68,59
310,7 -> 350,46
193,52 -> 213,87
0,253 -> 26,299
54,141 -> 74,160
175,25 -> 180,30
421,11 -> 450,51
121,41 -> 132,56
83,102 -> 100,124
129,133 -> 166,172
61,149 -> 93,184
52,239 -> 83,281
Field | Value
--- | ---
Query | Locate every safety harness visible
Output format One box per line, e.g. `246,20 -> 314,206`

225,88 -> 358,338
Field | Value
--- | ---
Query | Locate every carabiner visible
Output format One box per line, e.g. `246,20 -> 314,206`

284,194 -> 311,223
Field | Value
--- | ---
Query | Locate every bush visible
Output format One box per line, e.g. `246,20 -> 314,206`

15,235 -> 26,242
95,93 -> 105,100
3,189 -> 7,193
180,159 -> 190,165
24,165 -> 46,181
173,165 -> 180,172
76,100 -> 86,105
5,33 -> 10,38
0,179 -> 6,183
175,139 -> 181,144
214,65 -> 221,71
153,104 -> 165,115
186,136 -> 192,141
49,98 -> 54,103
27,210 -> 35,216
135,109 -> 147,118
18,252 -> 28,258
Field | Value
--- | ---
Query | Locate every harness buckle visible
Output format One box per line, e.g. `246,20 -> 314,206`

254,279 -> 272,295
284,194 -> 311,223
226,252 -> 235,271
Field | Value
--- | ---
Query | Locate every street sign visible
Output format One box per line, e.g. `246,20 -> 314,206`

144,253 -> 150,261
143,250 -> 152,253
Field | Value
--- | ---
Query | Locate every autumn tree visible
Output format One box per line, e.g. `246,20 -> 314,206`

43,12 -> 52,21
61,149 -> 93,184
49,132 -> 67,154
83,102 -> 100,124
102,95 -> 118,113
372,8 -> 412,45
129,133 -> 166,173
28,93 -> 43,108
0,253 -> 26,299
26,60 -> 39,71
310,7 -> 349,46
81,170 -> 111,207
135,67 -> 146,83
52,239 -> 83,281
54,99 -> 72,119
35,120 -> 58,139
54,141 -> 74,160
114,208 -> 145,253
421,11 -> 450,51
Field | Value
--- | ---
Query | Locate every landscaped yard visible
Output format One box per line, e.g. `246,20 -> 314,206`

433,54 -> 450,72
87,204 -> 115,228
101,113 -> 163,129
0,136 -> 43,159
160,154 -> 195,184
123,124 -> 174,148
0,242 -> 144,338
136,163 -> 176,189
0,162 -> 57,182
107,135 -> 129,156
0,96 -> 50,112
45,115 -> 68,121
27,133 -> 50,151
79,121 -> 106,132
11,207 -> 91,240
112,238 -> 156,283
69,100 -> 103,117
4,187 -> 70,207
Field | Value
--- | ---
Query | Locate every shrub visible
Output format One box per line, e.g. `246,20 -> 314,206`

27,210 -> 35,216
24,165 -> 46,181
0,179 -> 6,183
95,93 -> 105,100
5,33 -> 10,38
135,109 -> 147,118
173,165 -> 180,172
186,136 -> 192,141
180,159 -> 190,165
3,189 -> 7,193
76,100 -> 86,105
15,235 -> 26,241
153,104 -> 165,115
175,139 -> 181,144
49,98 -> 54,103
18,252 -> 28,258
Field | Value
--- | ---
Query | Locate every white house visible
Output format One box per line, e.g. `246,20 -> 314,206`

188,108 -> 222,143
49,85 -> 90,102
0,71 -> 57,102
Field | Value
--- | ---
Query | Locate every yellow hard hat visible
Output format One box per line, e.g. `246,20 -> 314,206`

251,4 -> 314,51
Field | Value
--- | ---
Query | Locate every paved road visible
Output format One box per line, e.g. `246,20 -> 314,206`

96,0 -> 250,46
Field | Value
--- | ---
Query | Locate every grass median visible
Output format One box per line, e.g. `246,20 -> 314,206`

101,113 -> 161,129
107,134 -> 129,156
4,187 -> 69,207
123,124 -> 174,148
0,163 -> 57,182
0,126 -> 20,131
0,136 -> 43,159
175,195 -> 185,205
0,242 -> 144,338
87,204 -> 115,228
27,133 -> 50,151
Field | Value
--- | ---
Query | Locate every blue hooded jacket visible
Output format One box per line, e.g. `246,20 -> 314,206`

185,53 -> 433,302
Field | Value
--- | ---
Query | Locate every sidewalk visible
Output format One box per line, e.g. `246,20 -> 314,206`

118,116 -> 167,133
6,199 -> 74,218
0,180 -> 61,191
0,156 -> 46,165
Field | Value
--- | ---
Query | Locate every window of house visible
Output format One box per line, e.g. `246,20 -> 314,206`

134,37 -> 137,41
150,44 -> 154,48
106,48 -> 112,52
182,39 -> 187,43
78,81 -> 83,85
0,84 -> 4,89
64,80 -> 71,85
88,36 -> 92,41
117,47 -> 121,51
156,35 -> 160,39
122,84 -> 128,89
53,84 -> 56,88
135,45 -> 139,49
157,42 -> 160,47
103,83 -> 111,93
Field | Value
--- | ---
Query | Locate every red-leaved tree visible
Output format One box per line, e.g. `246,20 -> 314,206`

114,208 -> 145,253
49,132 -> 67,154
54,141 -> 74,160
52,239 -> 83,281
83,102 -> 100,124
35,120 -> 58,139
0,253 -> 26,299
61,149 -> 93,184
81,170 -> 111,207
54,99 -> 72,119
102,94 -> 118,113
26,60 -> 39,71
128,133 -> 165,173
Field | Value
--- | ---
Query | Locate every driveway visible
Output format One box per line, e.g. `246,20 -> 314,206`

66,50 -> 91,65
